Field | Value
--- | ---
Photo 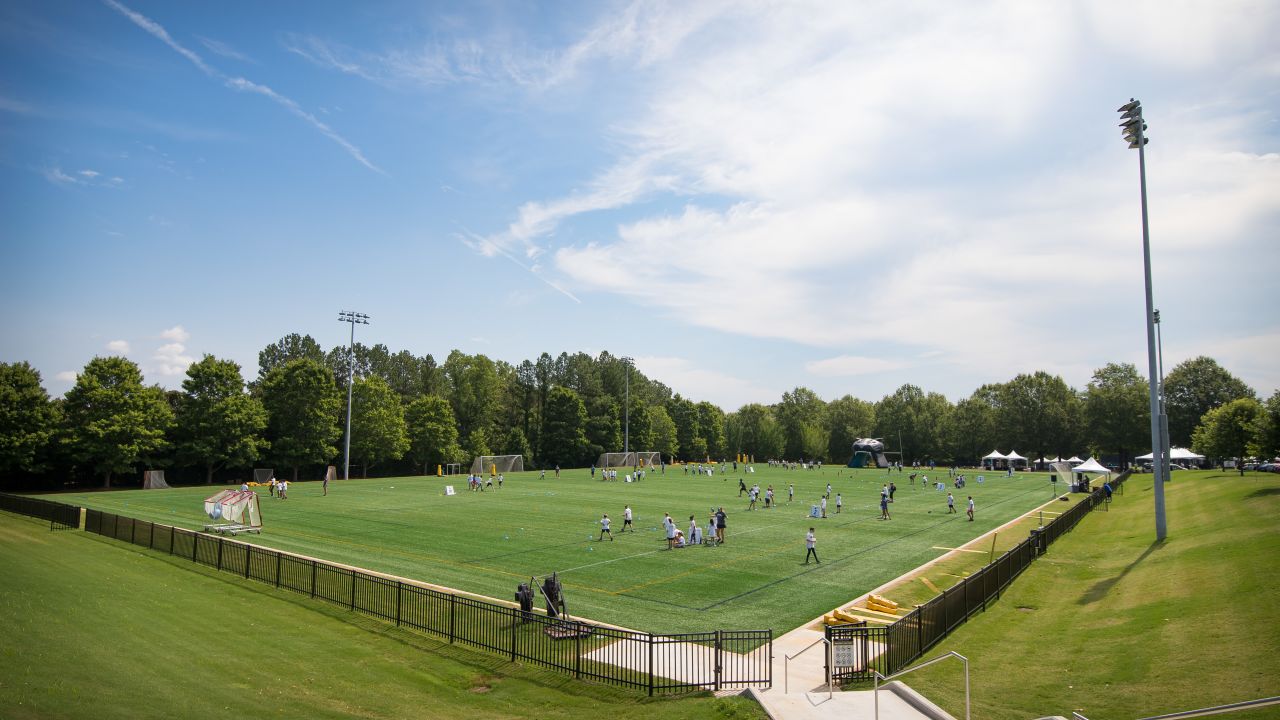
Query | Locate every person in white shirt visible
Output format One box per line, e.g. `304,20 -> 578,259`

804,528 -> 819,564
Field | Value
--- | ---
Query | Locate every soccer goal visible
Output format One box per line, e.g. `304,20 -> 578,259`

203,489 -> 262,535
253,468 -> 274,484
596,451 -> 661,469
142,470 -> 170,489
471,455 -> 524,475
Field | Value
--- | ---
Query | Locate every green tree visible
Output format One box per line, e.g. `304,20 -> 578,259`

696,402 -> 727,459
405,395 -> 462,474
501,426 -> 534,465
669,396 -> 704,461
63,357 -> 172,487
1254,390 -> 1280,460
465,427 -> 492,460
259,359 -> 342,482
995,372 -> 1078,461
0,362 -> 57,477
776,387 -> 827,460
585,395 -> 621,458
257,333 -> 325,380
442,351 -> 501,443
174,355 -> 269,484
648,405 -> 679,461
1192,398 -> 1263,470
826,395 -> 876,465
541,386 -> 589,467
349,376 -> 409,477
944,388 -> 999,465
726,404 -> 785,461
875,384 -> 951,463
1164,356 -> 1255,447
1083,363 -> 1149,466
624,399 -> 654,453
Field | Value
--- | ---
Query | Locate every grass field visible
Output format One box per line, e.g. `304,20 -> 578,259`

0,511 -> 765,720
896,470 -> 1280,719
58,465 -> 1076,635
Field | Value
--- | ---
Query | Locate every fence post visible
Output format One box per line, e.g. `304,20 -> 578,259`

510,608 -> 517,661
574,624 -> 582,678
395,582 -> 402,627
714,630 -> 722,691
448,594 -> 456,643
275,551 -> 282,587
192,532 -> 199,561
170,525 -> 175,555
647,633 -> 655,697
310,561 -> 317,598
130,517 -> 136,545
349,571 -> 357,610
244,546 -> 251,579
149,522 -> 155,549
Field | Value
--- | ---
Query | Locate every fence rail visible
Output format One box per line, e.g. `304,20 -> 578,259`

0,492 -> 80,530
829,473 -> 1128,683
64,504 -> 770,694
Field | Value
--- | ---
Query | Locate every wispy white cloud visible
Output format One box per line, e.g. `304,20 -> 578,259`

153,342 -> 194,376
0,95 -> 36,114
197,36 -> 252,63
159,325 -> 190,343
806,356 -> 907,378
78,169 -> 100,178
42,166 -> 80,185
102,0 -> 382,174
55,371 -> 78,382
634,356 -> 775,408
106,339 -> 130,353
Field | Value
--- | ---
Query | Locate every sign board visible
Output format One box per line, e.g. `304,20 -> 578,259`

832,641 -> 858,667
444,485 -> 456,496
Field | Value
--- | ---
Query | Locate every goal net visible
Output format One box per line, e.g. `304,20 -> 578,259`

203,489 -> 262,528
470,455 -> 524,475
253,468 -> 274,484
142,470 -> 170,489
596,451 -> 662,469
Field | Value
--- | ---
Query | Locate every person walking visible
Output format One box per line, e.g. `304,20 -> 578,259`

622,505 -> 634,532
947,492 -> 956,514
967,496 -> 975,521
599,513 -> 613,541
715,507 -> 727,544
880,493 -> 890,520
804,528 -> 819,564
788,483 -> 795,503
322,471 -> 329,496
889,482 -> 897,502
820,495 -> 828,518
688,515 -> 700,545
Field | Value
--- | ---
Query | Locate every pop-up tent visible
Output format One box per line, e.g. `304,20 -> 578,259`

982,449 -> 1008,470
1135,447 -> 1205,461
1067,456 -> 1084,465
1073,457 -> 1111,475
1006,450 -> 1028,468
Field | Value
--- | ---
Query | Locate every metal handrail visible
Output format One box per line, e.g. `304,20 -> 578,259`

873,651 -> 969,720
783,635 -> 832,699
1137,695 -> 1280,720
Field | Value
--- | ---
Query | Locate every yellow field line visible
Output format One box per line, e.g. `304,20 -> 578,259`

931,546 -> 987,554
918,576 -> 940,593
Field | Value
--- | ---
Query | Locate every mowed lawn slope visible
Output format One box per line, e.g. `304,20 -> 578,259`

900,470 -> 1280,720
60,466 -> 1070,634
0,512 -> 765,720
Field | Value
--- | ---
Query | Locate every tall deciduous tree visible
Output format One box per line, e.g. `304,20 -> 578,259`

776,387 -> 827,460
585,395 -> 621,458
259,358 -> 341,482
1254,390 -> 1280,460
442,351 -> 501,444
405,395 -> 461,474
624,399 -> 654,454
826,395 -> 876,465
726,404 -> 785,461
1083,363 -> 1149,465
945,387 -> 1000,465
175,355 -> 269,484
669,396 -> 704,461
697,402 -> 727,459
1192,398 -> 1263,469
63,357 -> 172,487
257,333 -> 325,380
1163,356 -> 1255,447
875,384 -> 952,463
648,404 -> 679,461
0,362 -> 57,477
349,376 -> 409,477
541,386 -> 589,467
995,372 -> 1079,461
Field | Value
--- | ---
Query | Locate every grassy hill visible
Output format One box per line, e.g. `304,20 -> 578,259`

897,470 -> 1280,719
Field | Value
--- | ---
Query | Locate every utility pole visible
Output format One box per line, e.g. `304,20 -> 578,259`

338,310 -> 370,482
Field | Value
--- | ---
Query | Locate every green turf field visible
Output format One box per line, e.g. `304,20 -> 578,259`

0,511 -> 765,720
897,470 -> 1280,719
59,465 -> 1076,635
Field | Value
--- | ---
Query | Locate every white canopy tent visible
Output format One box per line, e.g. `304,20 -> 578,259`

1073,457 -> 1111,475
1067,456 -> 1084,465
1135,447 -> 1205,461
982,449 -> 1008,470
1005,450 -> 1028,467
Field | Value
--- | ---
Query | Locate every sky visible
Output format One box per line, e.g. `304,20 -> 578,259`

1,0 -> 1277,411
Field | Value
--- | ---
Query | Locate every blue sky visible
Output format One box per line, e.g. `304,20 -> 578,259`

2,0 -> 1277,410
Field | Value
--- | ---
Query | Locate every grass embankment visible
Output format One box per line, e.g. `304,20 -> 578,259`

56,466 -> 1065,634
896,470 -> 1280,719
0,512 -> 764,720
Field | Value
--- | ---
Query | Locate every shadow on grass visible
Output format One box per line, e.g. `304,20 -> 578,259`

1077,540 -> 1165,606
1245,487 -> 1280,499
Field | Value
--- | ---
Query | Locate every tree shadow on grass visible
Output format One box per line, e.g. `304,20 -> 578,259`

1245,487 -> 1280,500
1077,540 -> 1165,606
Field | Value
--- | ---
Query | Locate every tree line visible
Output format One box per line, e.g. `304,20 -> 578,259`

1,335 -> 1276,489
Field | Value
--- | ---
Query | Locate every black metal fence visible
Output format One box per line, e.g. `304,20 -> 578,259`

76,508 -> 770,694
828,473 -> 1129,683
0,492 -> 81,530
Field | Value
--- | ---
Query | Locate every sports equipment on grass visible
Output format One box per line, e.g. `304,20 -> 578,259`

142,470 -> 170,489
596,451 -> 661,469
471,455 -> 524,475
203,490 -> 262,535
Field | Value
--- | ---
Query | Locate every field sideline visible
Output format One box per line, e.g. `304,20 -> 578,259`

61,465 -> 1080,634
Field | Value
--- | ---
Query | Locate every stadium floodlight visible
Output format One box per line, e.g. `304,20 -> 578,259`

622,357 -> 634,456
1117,98 -> 1166,541
1154,310 -> 1171,486
338,311 -> 370,484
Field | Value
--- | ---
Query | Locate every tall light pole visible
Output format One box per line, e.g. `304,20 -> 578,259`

622,357 -> 634,458
1155,309 -> 1171,481
338,310 -> 370,482
1119,98 -> 1167,541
